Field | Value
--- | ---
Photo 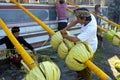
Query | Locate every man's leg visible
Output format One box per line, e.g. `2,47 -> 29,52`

77,67 -> 92,80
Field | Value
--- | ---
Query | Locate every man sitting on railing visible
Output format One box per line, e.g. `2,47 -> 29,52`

0,26 -> 37,69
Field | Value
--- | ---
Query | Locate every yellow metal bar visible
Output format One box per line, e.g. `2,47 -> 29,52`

92,12 -> 120,29
66,1 -> 79,8
66,8 -> 73,13
97,26 -> 107,33
54,0 -> 56,3
66,1 -> 120,29
12,0 -> 111,79
11,0 -> 55,36
85,60 -> 111,80
0,19 -> 36,69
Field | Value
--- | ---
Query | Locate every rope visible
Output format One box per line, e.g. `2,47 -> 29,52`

40,35 -> 51,47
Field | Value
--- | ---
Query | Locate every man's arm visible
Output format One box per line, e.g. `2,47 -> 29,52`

61,19 -> 78,35
19,37 -> 36,53
63,34 -> 80,42
64,19 -> 78,30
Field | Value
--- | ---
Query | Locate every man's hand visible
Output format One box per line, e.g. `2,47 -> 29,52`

60,29 -> 67,35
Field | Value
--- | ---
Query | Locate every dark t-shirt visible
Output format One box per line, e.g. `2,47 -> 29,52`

0,36 -> 33,51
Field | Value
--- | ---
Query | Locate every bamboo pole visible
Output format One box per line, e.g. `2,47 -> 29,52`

11,0 -> 112,79
66,1 -> 120,29
0,19 -> 36,69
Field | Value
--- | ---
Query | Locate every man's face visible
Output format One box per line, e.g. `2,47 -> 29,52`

76,17 -> 86,25
13,32 -> 19,38
96,7 -> 101,12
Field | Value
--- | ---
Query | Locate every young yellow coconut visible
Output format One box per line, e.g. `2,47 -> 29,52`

112,32 -> 120,47
65,42 -> 94,71
23,61 -> 61,80
50,31 -> 63,49
57,38 -> 75,59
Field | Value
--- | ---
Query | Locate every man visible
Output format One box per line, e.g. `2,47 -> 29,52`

61,8 -> 98,80
94,4 -> 104,48
55,0 -> 68,30
0,27 -> 36,68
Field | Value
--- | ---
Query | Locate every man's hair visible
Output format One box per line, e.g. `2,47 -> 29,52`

59,0 -> 64,4
74,7 -> 89,12
74,8 -> 91,21
95,4 -> 101,10
11,27 -> 20,33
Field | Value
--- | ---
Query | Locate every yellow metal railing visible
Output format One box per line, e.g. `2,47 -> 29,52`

97,26 -> 107,33
0,19 -> 36,70
66,1 -> 120,29
10,0 -> 112,79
